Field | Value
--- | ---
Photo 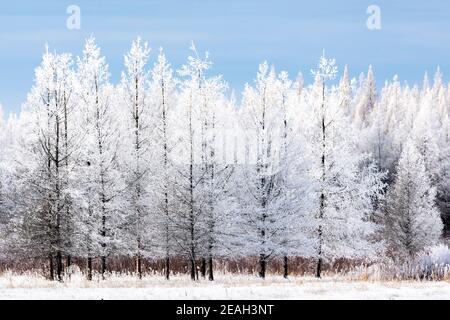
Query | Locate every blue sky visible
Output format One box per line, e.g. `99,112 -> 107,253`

1,0 -> 450,114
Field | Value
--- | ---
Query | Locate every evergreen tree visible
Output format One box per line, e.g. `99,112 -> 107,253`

385,140 -> 443,259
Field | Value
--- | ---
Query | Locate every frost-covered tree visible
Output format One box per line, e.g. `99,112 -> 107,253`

196,73 -> 230,281
307,53 -> 384,278
0,112 -> 19,261
12,48 -> 75,281
384,140 -> 443,259
364,76 -> 402,181
235,62 -> 305,279
170,43 -> 233,281
274,70 -> 315,278
437,116 -> 450,236
338,65 -> 352,112
119,38 -> 152,278
173,43 -> 211,281
354,66 -> 376,128
73,37 -> 125,279
147,48 -> 177,280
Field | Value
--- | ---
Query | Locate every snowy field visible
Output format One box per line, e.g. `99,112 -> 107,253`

0,273 -> 449,299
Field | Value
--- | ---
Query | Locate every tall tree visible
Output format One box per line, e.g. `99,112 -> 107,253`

354,65 -> 376,128
14,48 -> 75,281
196,71 -> 229,281
384,140 -> 443,259
236,63 -> 296,278
119,38 -> 152,279
174,43 -> 218,280
148,48 -> 177,280
308,53 -> 384,278
74,37 -> 124,279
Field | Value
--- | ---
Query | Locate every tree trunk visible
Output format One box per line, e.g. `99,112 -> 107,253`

136,255 -> 142,279
49,254 -> 54,281
56,251 -> 63,282
316,79 -> 326,280
63,91 -> 71,278
208,256 -> 214,281
100,204 -> 106,279
259,254 -> 266,279
196,263 -> 199,280
55,114 -> 63,283
165,256 -> 170,280
95,79 -> 108,282
283,256 -> 288,279
316,218 -> 323,278
87,257 -> 92,281
101,256 -> 106,279
66,255 -> 71,278
190,257 -> 196,281
200,257 -> 206,278
188,94 -> 196,282
162,77 -> 170,282
132,73 -> 144,281
316,256 -> 322,278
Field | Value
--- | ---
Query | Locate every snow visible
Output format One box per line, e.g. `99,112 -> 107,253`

0,273 -> 449,300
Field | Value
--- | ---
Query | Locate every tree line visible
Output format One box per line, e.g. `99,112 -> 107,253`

0,37 -> 446,281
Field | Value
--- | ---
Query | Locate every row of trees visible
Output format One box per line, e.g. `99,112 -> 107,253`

0,38 -> 446,281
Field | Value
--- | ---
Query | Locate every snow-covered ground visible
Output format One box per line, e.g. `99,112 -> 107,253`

0,272 -> 449,299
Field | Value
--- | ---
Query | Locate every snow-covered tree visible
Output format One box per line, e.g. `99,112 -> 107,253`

354,66 -> 376,128
12,48 -> 75,281
171,43 -> 212,281
73,37 -> 125,279
338,65 -> 352,112
119,38 -> 152,278
307,53 -> 384,278
198,75 -> 232,281
170,43 -> 232,281
384,140 -> 443,259
147,48 -> 177,279
235,62 -> 307,278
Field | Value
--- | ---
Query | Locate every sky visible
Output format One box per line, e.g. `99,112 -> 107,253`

1,0 -> 450,114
